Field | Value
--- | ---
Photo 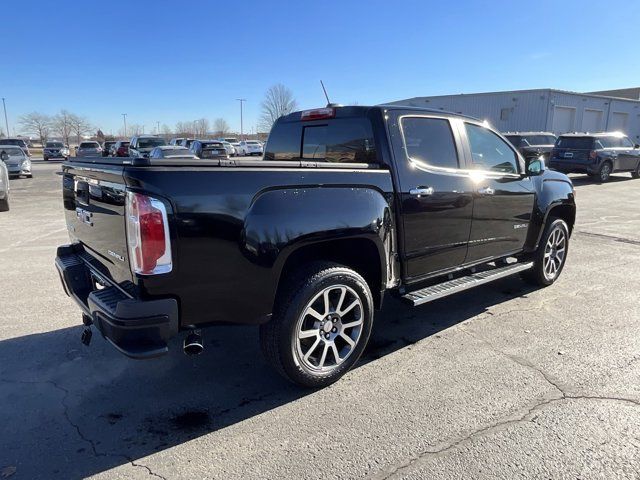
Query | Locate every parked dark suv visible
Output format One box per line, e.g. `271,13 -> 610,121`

549,133 -> 640,182
504,132 -> 557,161
189,140 -> 228,159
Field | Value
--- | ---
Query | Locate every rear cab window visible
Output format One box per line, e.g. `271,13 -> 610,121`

265,113 -> 377,164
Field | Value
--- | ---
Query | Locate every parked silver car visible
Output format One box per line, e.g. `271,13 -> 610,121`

76,141 -> 103,157
238,140 -> 264,156
149,146 -> 197,159
0,152 -> 10,211
0,145 -> 32,178
218,140 -> 237,157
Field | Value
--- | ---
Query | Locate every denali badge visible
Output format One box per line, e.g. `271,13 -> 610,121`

513,223 -> 528,230
108,250 -> 125,262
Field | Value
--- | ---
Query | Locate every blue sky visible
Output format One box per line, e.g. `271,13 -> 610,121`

2,0 -> 639,135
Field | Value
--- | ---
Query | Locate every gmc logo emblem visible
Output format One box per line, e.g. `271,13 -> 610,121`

76,207 -> 93,226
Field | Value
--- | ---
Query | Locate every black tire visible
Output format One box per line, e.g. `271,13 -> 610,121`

597,161 -> 612,183
43,156 -> 48,161
260,262 -> 374,388
521,218 -> 569,287
0,196 -> 9,212
632,161 -> 640,179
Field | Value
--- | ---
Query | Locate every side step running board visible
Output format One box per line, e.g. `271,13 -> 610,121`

402,262 -> 534,306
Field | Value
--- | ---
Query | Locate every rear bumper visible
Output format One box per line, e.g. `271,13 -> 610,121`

55,244 -> 179,359
549,160 -> 598,174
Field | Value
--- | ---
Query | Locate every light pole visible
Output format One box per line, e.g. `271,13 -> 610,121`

121,113 -> 127,138
236,98 -> 246,140
2,98 -> 9,138
156,121 -> 160,135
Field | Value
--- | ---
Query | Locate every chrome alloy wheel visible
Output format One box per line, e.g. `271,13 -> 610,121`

293,285 -> 363,372
543,226 -> 567,281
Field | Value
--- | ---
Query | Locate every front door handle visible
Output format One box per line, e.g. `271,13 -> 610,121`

409,186 -> 434,197
477,186 -> 495,195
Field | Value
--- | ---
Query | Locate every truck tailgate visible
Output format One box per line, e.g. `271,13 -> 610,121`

62,162 -> 132,284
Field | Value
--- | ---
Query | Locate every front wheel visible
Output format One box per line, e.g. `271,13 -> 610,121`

598,162 -> 612,182
260,262 -> 374,388
632,161 -> 640,179
521,218 -> 569,287
0,196 -> 9,212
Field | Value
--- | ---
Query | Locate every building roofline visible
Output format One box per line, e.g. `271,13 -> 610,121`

387,87 -> 640,104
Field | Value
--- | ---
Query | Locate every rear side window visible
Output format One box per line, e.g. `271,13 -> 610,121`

555,137 -> 594,149
465,123 -> 519,174
400,117 -> 459,169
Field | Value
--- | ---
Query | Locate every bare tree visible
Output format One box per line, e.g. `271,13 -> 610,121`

213,118 -> 230,137
174,121 -> 194,137
19,112 -> 52,146
161,123 -> 172,138
70,114 -> 93,145
258,84 -> 298,132
52,110 -> 75,146
194,118 -> 209,138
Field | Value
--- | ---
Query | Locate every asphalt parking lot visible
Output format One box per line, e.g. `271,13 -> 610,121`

1,160 -> 639,479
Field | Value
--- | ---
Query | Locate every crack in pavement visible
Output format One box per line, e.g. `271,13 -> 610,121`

370,331 -> 640,480
0,378 -> 167,480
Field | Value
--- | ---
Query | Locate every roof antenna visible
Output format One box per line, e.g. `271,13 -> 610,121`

320,80 -> 342,108
320,80 -> 331,105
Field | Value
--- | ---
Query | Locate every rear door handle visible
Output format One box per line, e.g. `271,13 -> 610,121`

478,186 -> 495,195
409,187 -> 434,196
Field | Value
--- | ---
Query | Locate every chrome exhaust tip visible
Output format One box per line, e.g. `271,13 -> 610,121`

183,331 -> 204,356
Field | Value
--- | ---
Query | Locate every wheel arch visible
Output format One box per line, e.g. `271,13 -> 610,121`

275,237 -> 387,310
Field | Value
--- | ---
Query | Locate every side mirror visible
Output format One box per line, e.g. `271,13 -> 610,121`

526,157 -> 546,176
0,152 -> 8,162
634,144 -> 639,149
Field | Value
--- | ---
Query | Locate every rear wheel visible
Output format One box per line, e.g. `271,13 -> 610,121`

632,161 -> 640,179
598,161 -> 612,182
521,218 -> 569,287
0,196 -> 9,212
260,262 -> 374,388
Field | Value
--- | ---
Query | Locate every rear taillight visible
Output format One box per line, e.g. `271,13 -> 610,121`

589,150 -> 597,160
126,191 -> 172,275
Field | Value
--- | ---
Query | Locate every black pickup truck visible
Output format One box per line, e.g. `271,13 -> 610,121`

56,105 -> 576,387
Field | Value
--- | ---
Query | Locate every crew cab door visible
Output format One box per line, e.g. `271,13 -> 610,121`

459,121 -> 535,262
387,112 -> 474,282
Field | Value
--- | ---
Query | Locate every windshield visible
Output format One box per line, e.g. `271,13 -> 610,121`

46,142 -> 64,148
0,146 -> 24,156
555,137 -> 594,149
224,138 -> 238,143
138,138 -> 166,148
79,142 -> 99,148
246,141 -> 259,145
523,135 -> 556,145
202,142 -> 223,148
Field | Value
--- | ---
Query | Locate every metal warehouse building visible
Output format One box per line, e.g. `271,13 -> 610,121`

387,88 -> 640,141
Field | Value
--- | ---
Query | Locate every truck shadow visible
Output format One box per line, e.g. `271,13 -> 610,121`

569,174 -> 633,186
0,277 -> 536,480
